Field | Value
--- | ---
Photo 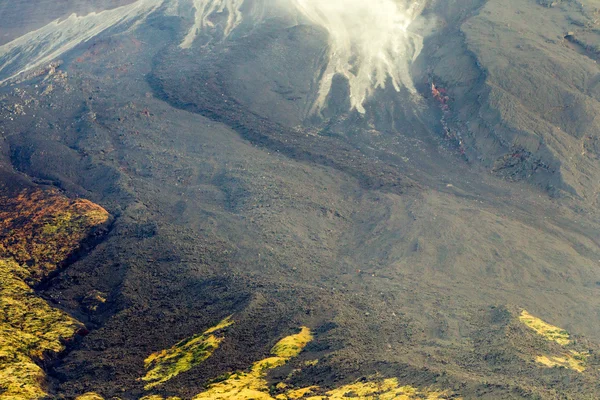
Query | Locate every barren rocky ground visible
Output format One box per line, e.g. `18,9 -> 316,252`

0,0 -> 599,399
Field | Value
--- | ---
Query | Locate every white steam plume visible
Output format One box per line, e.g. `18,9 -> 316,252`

180,0 -> 246,48
0,0 -> 427,115
291,0 -> 425,114
181,0 -> 427,114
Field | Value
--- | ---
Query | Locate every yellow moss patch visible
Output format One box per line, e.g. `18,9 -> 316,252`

0,353 -> 46,400
204,316 -> 235,334
192,327 -> 313,400
535,351 -> 587,373
323,378 -> 454,400
187,327 -> 459,400
142,316 -> 234,390
192,356 -> 283,399
0,190 -> 109,399
286,386 -> 319,399
519,310 -> 570,346
274,379 -> 456,400
75,393 -> 106,400
0,258 -> 83,399
80,326 -> 460,400
271,327 -> 313,358
518,310 -> 589,372
81,290 -> 107,313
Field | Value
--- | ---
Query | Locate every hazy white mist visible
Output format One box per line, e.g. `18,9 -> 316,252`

185,0 -> 428,113
179,0 -> 245,48
0,0 -> 427,113
291,0 -> 425,114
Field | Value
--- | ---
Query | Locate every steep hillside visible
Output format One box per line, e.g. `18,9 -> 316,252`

0,0 -> 599,399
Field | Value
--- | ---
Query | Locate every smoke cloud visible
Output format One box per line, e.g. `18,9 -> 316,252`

0,0 -> 428,114
290,0 -> 426,114
179,0 -> 245,48
184,0 -> 428,114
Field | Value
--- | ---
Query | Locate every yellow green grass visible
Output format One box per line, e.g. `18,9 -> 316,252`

191,326 -> 312,400
319,378 -> 457,399
0,258 -> 83,399
519,310 -> 570,345
283,386 -> 319,399
0,190 -> 110,399
75,393 -> 107,400
84,325 -> 459,400
142,316 -> 234,389
75,394 -> 182,400
0,189 -> 110,282
535,353 -> 587,373
271,326 -> 314,358
519,309 -> 587,372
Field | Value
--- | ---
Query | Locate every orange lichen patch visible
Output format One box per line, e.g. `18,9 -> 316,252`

142,316 -> 234,390
0,188 -> 110,282
0,258 -> 83,399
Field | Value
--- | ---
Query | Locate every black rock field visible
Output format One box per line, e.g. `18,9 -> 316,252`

0,0 -> 599,399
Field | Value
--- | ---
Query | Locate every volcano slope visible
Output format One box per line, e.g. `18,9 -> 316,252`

0,0 -> 600,399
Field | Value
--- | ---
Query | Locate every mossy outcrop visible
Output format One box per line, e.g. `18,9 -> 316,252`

0,188 -> 110,399
0,258 -> 83,399
142,316 -> 234,390
0,188 -> 110,282
519,309 -> 588,372
81,324 -> 460,400
308,378 -> 457,399
190,326 -> 312,400
519,310 -> 571,346
75,393 -> 107,400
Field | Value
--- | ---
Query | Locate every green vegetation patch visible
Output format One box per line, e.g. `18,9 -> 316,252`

0,258 -> 83,399
142,316 -> 234,390
519,310 -> 570,345
321,378 -> 458,399
535,353 -> 587,373
271,326 -> 313,358
75,393 -> 106,400
84,326 -> 460,400
192,326 -> 312,400
0,190 -> 110,399
518,309 -> 589,372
